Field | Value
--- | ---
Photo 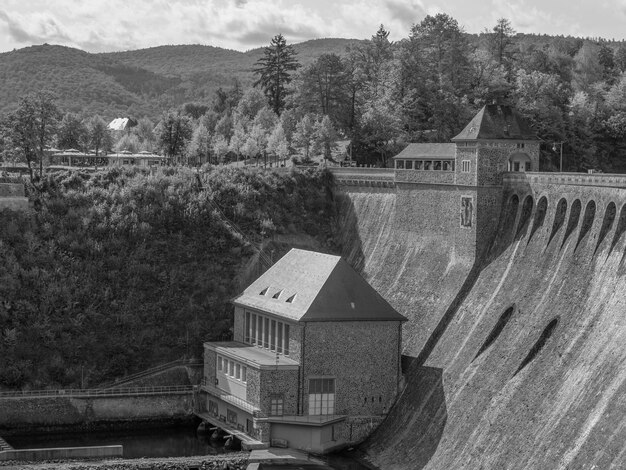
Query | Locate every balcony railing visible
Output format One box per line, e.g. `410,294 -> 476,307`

200,378 -> 260,415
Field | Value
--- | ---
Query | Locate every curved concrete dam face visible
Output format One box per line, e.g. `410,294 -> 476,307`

335,181 -> 626,469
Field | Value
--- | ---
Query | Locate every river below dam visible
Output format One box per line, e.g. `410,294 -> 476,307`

5,427 -> 372,469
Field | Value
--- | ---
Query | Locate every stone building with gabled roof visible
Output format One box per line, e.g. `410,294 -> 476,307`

200,248 -> 406,453
389,104 -> 540,260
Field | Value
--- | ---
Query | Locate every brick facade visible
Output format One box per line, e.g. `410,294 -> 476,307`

302,321 -> 402,416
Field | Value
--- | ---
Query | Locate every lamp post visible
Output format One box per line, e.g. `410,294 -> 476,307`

552,142 -> 564,172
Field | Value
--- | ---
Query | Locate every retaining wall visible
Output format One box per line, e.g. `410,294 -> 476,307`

0,393 -> 194,435
0,445 -> 123,461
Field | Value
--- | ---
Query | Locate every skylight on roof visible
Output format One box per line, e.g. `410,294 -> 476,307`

272,290 -> 283,299
259,287 -> 269,295
285,294 -> 296,303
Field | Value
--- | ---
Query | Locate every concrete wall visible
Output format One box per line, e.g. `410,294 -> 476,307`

302,321 -> 401,416
0,445 -> 123,461
0,393 -> 193,434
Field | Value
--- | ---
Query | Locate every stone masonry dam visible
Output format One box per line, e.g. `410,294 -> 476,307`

332,168 -> 626,469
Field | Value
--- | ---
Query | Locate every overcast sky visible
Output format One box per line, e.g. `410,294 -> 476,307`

0,0 -> 624,54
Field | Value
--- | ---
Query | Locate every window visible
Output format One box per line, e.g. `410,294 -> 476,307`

270,394 -> 284,416
405,160 -> 413,170
308,378 -> 335,415
218,355 -> 248,382
396,159 -> 405,169
517,143 -> 525,149
245,312 -> 290,355
525,161 -> 531,171
245,311 -> 250,342
462,160 -> 470,173
434,161 -> 442,171
423,161 -> 432,170
414,160 -> 423,170
227,409 -> 238,425
272,290 -> 282,299
251,313 -> 257,345
443,160 -> 454,171
514,162 -> 520,172
209,400 -> 218,416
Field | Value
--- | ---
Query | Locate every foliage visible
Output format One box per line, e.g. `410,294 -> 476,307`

156,112 -> 193,163
57,112 -> 87,151
2,91 -> 60,181
0,166 -> 336,389
253,34 -> 301,114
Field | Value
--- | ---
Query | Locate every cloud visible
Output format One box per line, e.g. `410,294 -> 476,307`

384,0 -> 427,28
0,9 -> 71,45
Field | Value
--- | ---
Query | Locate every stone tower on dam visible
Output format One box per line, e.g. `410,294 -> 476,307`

332,104 -> 626,469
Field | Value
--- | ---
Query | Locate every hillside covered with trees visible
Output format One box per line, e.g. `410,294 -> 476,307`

0,167 -> 336,389
2,16 -> 626,172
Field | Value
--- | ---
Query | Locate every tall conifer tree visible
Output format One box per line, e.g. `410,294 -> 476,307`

253,34 -> 300,115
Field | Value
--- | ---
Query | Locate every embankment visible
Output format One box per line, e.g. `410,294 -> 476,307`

336,175 -> 626,469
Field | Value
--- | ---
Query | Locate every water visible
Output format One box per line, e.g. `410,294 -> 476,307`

6,428 -> 373,469
6,426 -> 228,459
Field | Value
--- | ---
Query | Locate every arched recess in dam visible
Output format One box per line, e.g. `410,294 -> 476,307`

334,176 -> 626,470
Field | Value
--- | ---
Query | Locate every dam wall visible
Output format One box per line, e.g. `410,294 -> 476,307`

335,170 -> 626,469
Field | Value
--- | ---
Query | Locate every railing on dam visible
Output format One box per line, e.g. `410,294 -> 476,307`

503,171 -> 626,189
329,167 -> 395,187
0,385 -> 194,399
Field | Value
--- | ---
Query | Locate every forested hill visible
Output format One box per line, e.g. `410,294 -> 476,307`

0,39 -> 362,120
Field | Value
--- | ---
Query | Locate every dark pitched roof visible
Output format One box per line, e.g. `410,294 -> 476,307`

452,105 -> 538,141
232,249 -> 407,323
392,143 -> 456,159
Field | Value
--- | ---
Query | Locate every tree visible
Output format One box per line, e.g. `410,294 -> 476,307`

314,115 -> 338,161
359,99 -> 401,166
253,34 -> 301,114
3,91 -> 59,182
87,115 -> 111,157
573,42 -> 603,91
156,112 -> 193,164
187,122 -> 212,166
211,135 -> 230,164
485,18 -> 516,66
134,117 -> 156,151
349,25 -> 394,103
57,113 -> 87,150
298,53 -> 350,128
115,133 -> 141,153
293,114 -> 317,160
235,88 -> 267,122
267,123 -> 290,164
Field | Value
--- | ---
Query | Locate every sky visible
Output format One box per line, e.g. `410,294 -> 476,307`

0,0 -> 625,54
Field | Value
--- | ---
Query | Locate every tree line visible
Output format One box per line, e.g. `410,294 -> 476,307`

3,15 -> 626,173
